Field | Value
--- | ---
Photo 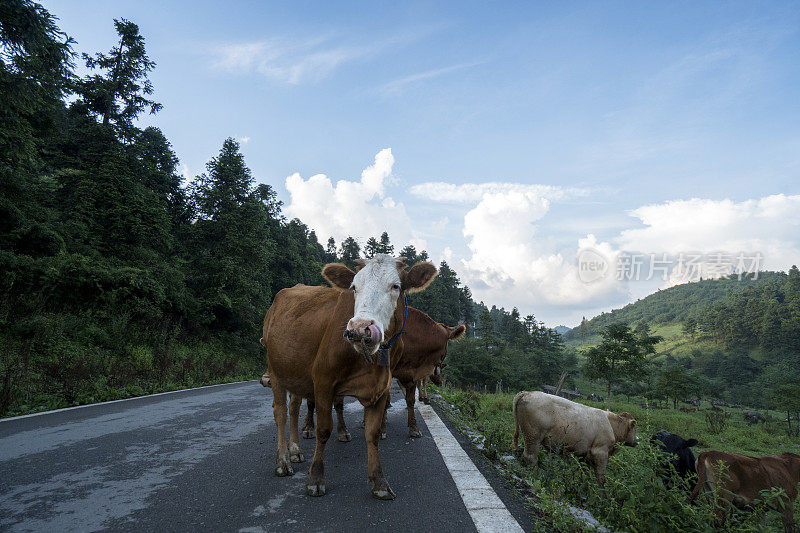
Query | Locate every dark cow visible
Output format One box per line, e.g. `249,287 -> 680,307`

743,410 -> 767,425
651,430 -> 698,483
262,255 -> 436,499
689,451 -> 800,532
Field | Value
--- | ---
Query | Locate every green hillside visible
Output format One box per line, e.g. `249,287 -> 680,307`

564,272 -> 785,344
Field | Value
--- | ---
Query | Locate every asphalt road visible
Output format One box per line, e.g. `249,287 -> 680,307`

0,381 -> 533,532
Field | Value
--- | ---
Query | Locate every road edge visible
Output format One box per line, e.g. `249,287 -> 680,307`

419,401 -> 526,533
0,380 -> 257,423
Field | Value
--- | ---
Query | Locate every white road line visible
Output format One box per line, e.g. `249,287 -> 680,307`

419,402 -> 525,533
0,380 -> 257,422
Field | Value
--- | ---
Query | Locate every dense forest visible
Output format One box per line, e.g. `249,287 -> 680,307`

567,271 -> 800,411
0,2 -> 570,416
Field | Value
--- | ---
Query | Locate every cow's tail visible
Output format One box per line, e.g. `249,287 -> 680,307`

512,391 -> 525,449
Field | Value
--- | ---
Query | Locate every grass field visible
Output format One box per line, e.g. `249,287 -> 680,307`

564,322 -> 719,358
435,385 -> 800,532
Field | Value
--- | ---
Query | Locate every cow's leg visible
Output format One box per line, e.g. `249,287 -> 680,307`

288,393 -> 304,463
335,396 -> 351,442
302,398 -> 315,439
380,389 -> 389,439
365,390 -> 394,500
589,448 -> 609,487
780,499 -> 794,533
271,382 -> 294,477
418,377 -> 430,405
405,382 -> 421,438
520,428 -> 541,467
307,392 -> 333,497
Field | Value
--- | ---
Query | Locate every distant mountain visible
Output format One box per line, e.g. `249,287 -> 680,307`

564,271 -> 786,343
553,325 -> 570,335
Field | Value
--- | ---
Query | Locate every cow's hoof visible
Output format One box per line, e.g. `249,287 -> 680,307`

409,427 -> 422,438
380,432 -> 387,440
302,427 -> 315,439
371,483 -> 395,500
290,452 -> 304,463
421,398 -> 430,405
337,431 -> 351,442
275,462 -> 294,477
306,483 -> 326,497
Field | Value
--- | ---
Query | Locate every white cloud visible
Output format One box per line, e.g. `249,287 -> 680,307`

210,37 -> 366,84
410,181 -> 588,203
238,136 -> 251,144
284,148 -> 426,251
616,194 -> 800,285
379,62 -> 483,95
458,189 -> 623,310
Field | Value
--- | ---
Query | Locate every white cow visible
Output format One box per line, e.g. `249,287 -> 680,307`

512,391 -> 638,485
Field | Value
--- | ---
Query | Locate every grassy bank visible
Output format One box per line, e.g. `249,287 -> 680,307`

435,386 -> 800,532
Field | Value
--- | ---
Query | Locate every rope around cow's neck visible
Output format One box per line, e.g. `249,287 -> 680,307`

381,293 -> 408,351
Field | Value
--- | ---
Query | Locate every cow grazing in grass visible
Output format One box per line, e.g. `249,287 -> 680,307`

651,430 -> 698,483
297,306 -> 465,439
512,391 -> 638,486
689,451 -> 800,532
261,255 -> 436,499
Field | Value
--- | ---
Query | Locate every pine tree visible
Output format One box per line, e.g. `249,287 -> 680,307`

377,231 -> 394,255
188,138 -> 273,329
364,236 -> 379,258
339,236 -> 360,268
325,237 -> 337,262
78,18 -> 161,137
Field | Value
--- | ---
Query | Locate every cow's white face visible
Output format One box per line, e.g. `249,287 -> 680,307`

322,255 -> 438,361
345,254 -> 402,356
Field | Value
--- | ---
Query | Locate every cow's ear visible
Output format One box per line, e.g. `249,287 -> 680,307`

685,439 -> 698,448
401,261 -> 437,294
447,324 -> 466,341
322,263 -> 356,290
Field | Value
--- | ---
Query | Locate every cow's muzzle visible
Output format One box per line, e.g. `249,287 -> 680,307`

344,321 -> 383,362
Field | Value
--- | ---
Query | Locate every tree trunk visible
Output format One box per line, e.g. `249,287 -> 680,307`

606,380 -> 611,410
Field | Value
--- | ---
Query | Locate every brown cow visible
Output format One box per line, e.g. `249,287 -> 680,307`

689,451 -> 800,532
297,308 -> 465,439
512,391 -> 637,486
262,255 -> 436,499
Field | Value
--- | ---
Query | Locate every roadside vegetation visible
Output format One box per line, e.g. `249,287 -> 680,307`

436,385 -> 800,532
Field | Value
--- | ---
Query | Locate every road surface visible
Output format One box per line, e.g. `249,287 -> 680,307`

0,381 -> 534,532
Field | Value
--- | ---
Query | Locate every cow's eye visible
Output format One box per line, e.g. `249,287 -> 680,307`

351,286 -> 357,293
391,283 -> 400,290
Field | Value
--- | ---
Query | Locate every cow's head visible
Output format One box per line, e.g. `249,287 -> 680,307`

615,412 -> 638,447
323,254 -> 437,360
651,430 -> 698,478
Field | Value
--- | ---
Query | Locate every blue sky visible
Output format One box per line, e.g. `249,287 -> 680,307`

44,1 -> 800,326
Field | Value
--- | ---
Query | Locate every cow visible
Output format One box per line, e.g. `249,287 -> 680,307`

297,307 -> 465,439
512,391 -> 638,486
261,255 -> 437,499
651,430 -> 698,483
689,451 -> 800,532
743,410 -> 767,425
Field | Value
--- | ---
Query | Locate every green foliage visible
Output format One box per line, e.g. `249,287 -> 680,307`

439,387 -> 800,532
583,323 -> 662,407
77,18 -> 161,136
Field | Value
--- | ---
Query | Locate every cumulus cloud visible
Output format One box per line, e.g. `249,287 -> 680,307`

616,194 -> 800,285
458,189 -> 623,309
284,148 -> 425,250
237,136 -> 251,144
210,37 -> 366,84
